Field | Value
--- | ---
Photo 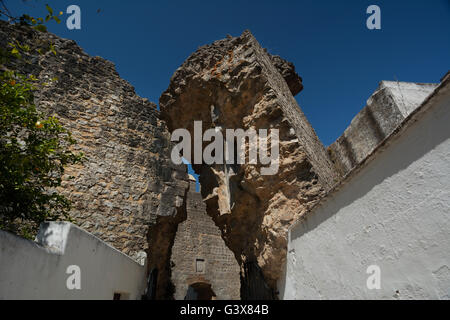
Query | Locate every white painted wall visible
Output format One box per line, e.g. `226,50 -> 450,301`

280,82 -> 450,300
378,81 -> 437,117
0,222 -> 147,300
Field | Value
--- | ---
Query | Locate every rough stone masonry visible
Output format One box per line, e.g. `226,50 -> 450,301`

160,30 -> 340,294
171,175 -> 241,300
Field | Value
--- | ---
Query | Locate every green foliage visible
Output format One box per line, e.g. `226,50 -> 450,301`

1,2 -> 62,31
19,5 -> 62,32
0,5 -> 83,238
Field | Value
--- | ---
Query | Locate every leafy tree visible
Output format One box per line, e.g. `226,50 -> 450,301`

0,3 -> 83,238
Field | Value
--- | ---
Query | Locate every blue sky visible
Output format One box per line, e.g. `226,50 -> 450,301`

5,0 -> 449,144
4,0 -> 450,185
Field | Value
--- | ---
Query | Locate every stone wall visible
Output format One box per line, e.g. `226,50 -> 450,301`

171,177 -> 241,300
0,21 -> 189,299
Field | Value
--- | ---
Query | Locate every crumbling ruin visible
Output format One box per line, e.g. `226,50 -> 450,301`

160,30 -> 340,296
8,20 -> 424,299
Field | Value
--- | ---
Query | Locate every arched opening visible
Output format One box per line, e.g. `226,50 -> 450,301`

184,282 -> 216,300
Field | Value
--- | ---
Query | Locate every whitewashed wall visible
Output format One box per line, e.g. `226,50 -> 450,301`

0,222 -> 147,300
279,81 -> 450,300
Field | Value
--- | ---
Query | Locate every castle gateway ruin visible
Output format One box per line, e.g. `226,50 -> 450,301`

1,21 -> 449,300
159,30 -> 340,298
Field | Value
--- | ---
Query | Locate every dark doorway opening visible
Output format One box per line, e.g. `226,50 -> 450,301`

241,261 -> 275,300
142,267 -> 158,300
184,282 -> 216,300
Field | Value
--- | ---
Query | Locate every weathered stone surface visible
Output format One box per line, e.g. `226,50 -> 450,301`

269,54 -> 303,96
171,176 -> 241,300
328,81 -> 438,176
160,30 -> 339,292
0,21 -> 189,298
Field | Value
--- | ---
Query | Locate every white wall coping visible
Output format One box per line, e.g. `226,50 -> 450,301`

289,76 -> 450,233
0,221 -> 147,300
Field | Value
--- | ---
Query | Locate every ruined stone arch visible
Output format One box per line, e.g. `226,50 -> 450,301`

185,280 -> 217,300
160,30 -> 339,298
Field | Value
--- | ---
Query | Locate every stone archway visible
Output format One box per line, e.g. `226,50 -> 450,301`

185,282 -> 217,300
